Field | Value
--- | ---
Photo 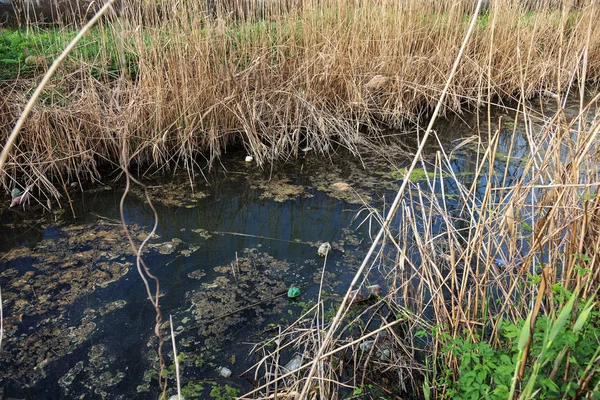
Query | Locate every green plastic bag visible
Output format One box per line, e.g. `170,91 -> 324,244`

287,286 -> 301,298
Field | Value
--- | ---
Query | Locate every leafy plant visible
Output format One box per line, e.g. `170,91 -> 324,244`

181,381 -> 204,398
430,288 -> 600,399
0,29 -> 42,80
0,26 -> 140,82
209,383 -> 240,400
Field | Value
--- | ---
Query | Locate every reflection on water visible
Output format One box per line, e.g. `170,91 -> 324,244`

0,165 -> 378,399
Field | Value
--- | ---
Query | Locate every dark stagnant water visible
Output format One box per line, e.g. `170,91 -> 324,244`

0,95 -> 597,399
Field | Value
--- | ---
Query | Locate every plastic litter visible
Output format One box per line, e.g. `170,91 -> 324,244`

283,355 -> 302,372
349,289 -> 367,303
377,348 -> 391,360
359,340 -> 374,351
287,286 -> 301,298
245,155 -> 253,162
217,366 -> 232,378
366,284 -> 382,297
317,242 -> 331,257
350,284 -> 383,304
10,191 -> 30,208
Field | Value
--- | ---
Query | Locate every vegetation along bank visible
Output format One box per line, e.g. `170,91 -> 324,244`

1,0 -> 599,200
1,1 -> 600,399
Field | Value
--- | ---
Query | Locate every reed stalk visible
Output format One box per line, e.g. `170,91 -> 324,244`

2,0 -> 600,198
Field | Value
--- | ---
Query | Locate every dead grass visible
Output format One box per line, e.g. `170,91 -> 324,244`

239,77 -> 600,400
1,1 -> 599,397
228,3 -> 600,398
1,0 -> 600,202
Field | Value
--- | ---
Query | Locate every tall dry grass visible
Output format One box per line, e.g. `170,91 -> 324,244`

1,1 -> 599,397
226,3 -> 600,397
239,71 -> 600,400
1,0 -> 600,203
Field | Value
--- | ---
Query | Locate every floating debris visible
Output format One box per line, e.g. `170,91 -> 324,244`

366,284 -> 382,297
317,242 -> 331,257
217,366 -> 232,378
9,185 -> 34,208
283,355 -> 302,372
349,288 -> 367,303
494,258 -> 506,268
287,286 -> 301,298
377,348 -> 391,360
359,340 -> 374,352
350,285 -> 383,304
10,191 -> 31,208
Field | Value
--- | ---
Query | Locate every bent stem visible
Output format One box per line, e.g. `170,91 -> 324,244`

0,0 -> 117,173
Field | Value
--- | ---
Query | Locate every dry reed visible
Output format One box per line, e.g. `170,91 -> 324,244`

235,2 -> 600,397
240,76 -> 600,400
2,1 -> 600,396
2,0 -> 600,201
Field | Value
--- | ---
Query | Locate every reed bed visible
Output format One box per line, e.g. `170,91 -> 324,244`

240,90 -> 600,399
1,0 -> 600,204
1,1 -> 599,398
230,3 -> 600,397
239,79 -> 600,400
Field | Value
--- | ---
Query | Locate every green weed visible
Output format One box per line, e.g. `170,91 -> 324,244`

430,288 -> 600,399
209,383 -> 240,400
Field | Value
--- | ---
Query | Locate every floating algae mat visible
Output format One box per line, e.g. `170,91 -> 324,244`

0,218 -> 144,397
0,96 -> 584,398
0,152 -> 408,399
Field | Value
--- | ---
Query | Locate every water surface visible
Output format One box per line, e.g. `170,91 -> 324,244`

0,94 -> 597,399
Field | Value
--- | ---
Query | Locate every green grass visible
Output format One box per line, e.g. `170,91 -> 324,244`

0,26 -> 141,82
0,29 -> 46,80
